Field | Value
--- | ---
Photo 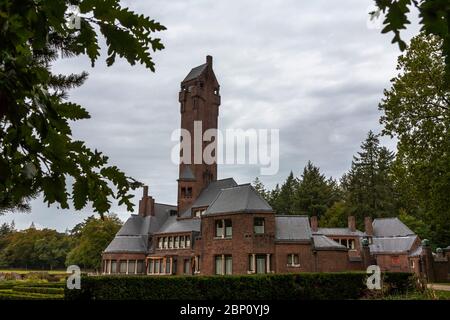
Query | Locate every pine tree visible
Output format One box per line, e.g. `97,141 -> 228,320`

295,161 -> 342,218
342,131 -> 397,224
252,177 -> 269,201
271,172 -> 299,215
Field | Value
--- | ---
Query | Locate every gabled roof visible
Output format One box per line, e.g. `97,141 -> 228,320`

369,235 -> 418,254
313,235 -> 347,250
179,166 -> 196,181
372,218 -> 415,237
183,63 -> 208,82
180,178 -> 238,217
204,184 -> 273,215
275,215 -> 312,241
316,227 -> 365,237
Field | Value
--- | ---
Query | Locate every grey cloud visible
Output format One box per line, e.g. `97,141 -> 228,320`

0,0 -> 420,231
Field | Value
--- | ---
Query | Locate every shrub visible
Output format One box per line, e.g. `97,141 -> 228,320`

13,286 -> 64,294
65,272 -> 414,300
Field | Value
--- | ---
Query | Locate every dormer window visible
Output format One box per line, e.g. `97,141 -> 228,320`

214,88 -> 219,95
193,208 -> 207,218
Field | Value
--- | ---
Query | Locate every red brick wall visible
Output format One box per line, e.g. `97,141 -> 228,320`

198,212 -> 275,275
314,250 -> 350,272
273,242 -> 315,272
375,254 -> 411,272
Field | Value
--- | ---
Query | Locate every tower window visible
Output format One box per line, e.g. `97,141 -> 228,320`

186,187 -> 192,198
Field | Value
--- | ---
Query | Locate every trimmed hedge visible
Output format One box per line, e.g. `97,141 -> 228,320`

13,286 -> 64,294
65,272 -> 414,300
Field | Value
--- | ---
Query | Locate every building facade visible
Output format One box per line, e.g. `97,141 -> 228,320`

102,56 -> 449,281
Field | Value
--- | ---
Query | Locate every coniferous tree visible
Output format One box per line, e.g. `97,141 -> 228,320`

342,131 -> 397,224
294,161 -> 342,218
252,177 -> 269,201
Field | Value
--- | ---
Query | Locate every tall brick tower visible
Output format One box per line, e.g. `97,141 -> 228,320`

177,56 -> 221,214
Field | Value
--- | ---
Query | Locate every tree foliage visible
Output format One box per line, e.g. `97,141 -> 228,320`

341,131 -> 397,224
379,33 -> 450,247
65,214 -> 122,270
373,0 -> 450,82
253,162 -> 342,217
0,226 -> 72,269
0,0 -> 165,214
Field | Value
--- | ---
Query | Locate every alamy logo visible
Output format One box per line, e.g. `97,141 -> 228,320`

66,265 -> 81,290
171,121 -> 280,175
366,265 -> 381,290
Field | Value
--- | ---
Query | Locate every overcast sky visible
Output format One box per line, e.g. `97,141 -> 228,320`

0,0 -> 420,231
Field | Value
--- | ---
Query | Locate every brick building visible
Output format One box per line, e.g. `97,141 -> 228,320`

102,56 -> 449,281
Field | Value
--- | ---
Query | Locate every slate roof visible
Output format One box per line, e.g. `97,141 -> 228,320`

369,235 -> 418,254
313,235 -> 347,250
157,215 -> 201,234
104,203 -> 176,254
183,63 -> 207,82
179,166 -> 196,181
179,178 -> 238,217
104,235 -> 148,253
317,227 -> 365,237
275,216 -> 312,241
205,184 -> 273,215
372,218 -> 415,237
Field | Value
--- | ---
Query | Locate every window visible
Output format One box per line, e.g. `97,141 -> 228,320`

349,239 -> 355,250
287,254 -> 300,267
225,256 -> 233,275
342,239 -> 348,248
111,260 -> 117,274
186,235 -> 191,248
168,236 -> 173,249
215,220 -> 224,238
148,260 -> 154,274
137,260 -> 144,274
180,236 -> 185,248
184,259 -> 191,274
256,255 -> 266,274
254,218 -> 265,234
174,236 -> 179,249
215,255 -> 232,275
155,260 -> 160,274
215,219 -> 232,238
163,237 -> 168,249
225,219 -> 232,238
248,255 -> 255,273
158,237 -> 163,249
186,187 -> 192,198
391,256 -> 400,265
166,259 -> 171,274
128,260 -> 136,274
194,208 -> 206,217
119,261 -> 127,274
159,260 -> 164,274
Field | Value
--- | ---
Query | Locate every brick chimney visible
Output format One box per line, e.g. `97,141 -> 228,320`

138,185 -> 155,217
364,217 -> 373,236
310,216 -> 318,232
348,216 -> 356,232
